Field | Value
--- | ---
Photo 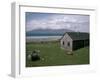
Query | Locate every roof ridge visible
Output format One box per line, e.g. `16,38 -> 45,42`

61,32 -> 89,40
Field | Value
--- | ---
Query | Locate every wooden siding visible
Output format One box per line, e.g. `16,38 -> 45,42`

72,39 -> 89,50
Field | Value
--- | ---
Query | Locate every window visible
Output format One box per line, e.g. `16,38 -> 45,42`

68,42 -> 70,46
63,41 -> 64,45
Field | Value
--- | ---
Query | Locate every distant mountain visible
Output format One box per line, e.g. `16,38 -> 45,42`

26,29 -> 74,36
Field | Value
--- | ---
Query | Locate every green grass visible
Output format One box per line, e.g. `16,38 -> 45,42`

26,42 -> 89,67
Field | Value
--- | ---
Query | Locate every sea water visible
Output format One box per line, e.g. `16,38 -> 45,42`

26,36 -> 62,42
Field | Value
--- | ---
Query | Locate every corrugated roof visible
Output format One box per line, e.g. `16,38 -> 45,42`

67,32 -> 89,40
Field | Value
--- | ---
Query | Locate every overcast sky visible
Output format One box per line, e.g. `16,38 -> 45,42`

26,12 -> 89,32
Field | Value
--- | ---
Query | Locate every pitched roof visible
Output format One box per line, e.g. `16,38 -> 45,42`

63,32 -> 89,40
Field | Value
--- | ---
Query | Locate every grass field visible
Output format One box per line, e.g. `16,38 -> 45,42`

26,41 -> 89,67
